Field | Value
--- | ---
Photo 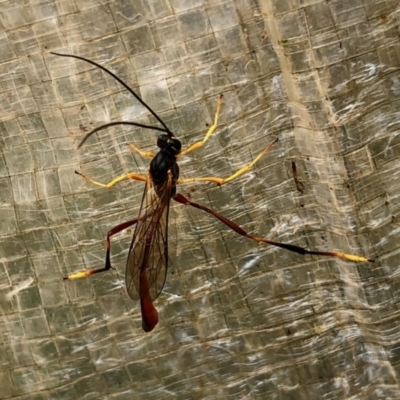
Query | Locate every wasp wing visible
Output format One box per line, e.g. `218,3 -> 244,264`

125,174 -> 174,301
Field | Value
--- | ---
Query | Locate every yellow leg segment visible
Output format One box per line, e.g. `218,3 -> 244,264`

178,138 -> 278,186
76,170 -> 147,188
127,142 -> 155,158
179,94 -> 223,157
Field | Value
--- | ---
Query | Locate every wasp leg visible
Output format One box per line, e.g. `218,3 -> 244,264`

179,94 -> 223,157
178,138 -> 278,186
63,218 -> 139,280
75,170 -> 147,188
126,142 -> 155,158
173,193 -> 373,263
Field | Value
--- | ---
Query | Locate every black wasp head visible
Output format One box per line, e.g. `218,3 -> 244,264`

157,134 -> 181,156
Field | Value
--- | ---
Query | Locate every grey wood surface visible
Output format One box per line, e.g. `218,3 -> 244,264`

0,1 -> 396,399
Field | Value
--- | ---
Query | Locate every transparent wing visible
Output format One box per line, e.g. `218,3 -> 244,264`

125,174 -> 174,301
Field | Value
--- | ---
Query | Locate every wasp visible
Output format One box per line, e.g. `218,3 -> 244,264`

52,52 -> 373,332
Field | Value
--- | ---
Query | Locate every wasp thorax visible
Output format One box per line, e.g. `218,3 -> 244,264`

157,134 -> 181,155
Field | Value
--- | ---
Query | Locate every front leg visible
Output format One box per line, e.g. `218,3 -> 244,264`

126,142 -> 155,158
179,94 -> 223,157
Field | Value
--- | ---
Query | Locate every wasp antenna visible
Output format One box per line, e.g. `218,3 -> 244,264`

50,52 -> 173,138
77,121 -> 170,148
